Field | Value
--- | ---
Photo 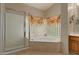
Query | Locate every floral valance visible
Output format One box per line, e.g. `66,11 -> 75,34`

29,16 -> 60,25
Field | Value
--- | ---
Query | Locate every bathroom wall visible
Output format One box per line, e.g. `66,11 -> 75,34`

68,4 -> 77,34
0,4 -> 1,53
5,3 -> 44,17
77,7 -> 79,18
61,4 -> 69,54
74,6 -> 79,34
68,4 -> 79,34
45,3 -> 61,18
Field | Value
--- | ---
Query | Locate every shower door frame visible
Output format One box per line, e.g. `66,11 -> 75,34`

4,8 -> 26,52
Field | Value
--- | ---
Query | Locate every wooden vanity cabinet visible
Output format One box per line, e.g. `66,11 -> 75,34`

69,36 -> 79,54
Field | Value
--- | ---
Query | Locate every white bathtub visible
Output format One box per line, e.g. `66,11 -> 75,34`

30,36 -> 61,42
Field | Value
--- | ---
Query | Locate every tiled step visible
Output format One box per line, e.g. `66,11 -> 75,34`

29,41 -> 61,53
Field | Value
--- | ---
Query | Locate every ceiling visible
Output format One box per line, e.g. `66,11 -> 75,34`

26,3 -> 54,11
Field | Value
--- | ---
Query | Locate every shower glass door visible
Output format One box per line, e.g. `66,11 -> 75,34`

4,9 -> 25,51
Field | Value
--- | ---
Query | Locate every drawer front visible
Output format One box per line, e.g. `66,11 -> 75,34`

69,36 -> 79,41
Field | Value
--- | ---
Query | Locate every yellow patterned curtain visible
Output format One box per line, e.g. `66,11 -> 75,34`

47,16 -> 60,25
29,16 -> 43,25
29,16 -> 60,25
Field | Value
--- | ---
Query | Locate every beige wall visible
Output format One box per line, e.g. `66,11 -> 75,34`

45,3 -> 61,18
61,4 -> 69,54
68,4 -> 78,34
5,3 -> 44,17
0,3 -> 5,54
0,3 -> 2,53
73,6 -> 79,34
68,4 -> 79,34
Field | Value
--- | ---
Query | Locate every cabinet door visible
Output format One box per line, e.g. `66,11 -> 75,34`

5,10 -> 25,51
69,36 -> 79,54
78,42 -> 79,53
71,40 -> 78,53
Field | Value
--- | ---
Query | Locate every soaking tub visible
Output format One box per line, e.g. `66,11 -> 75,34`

30,36 -> 61,42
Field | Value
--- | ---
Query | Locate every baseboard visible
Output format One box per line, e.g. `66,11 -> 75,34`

1,47 -> 30,55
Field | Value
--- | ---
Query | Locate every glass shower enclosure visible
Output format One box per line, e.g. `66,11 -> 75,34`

4,9 -> 26,51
